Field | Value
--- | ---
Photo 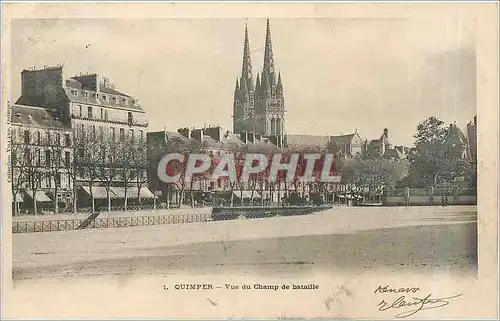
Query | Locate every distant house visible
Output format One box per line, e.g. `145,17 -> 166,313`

364,128 -> 407,161
329,131 -> 364,158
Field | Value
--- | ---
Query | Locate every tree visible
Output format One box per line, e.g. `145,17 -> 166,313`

131,142 -> 148,205
408,117 -> 470,187
97,135 -> 119,212
75,130 -> 102,212
24,145 -> 45,214
45,131 -> 67,214
10,139 -> 29,215
117,138 -> 138,211
61,129 -> 79,213
342,159 -> 408,202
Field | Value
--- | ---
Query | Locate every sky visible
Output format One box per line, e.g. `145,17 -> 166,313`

10,17 -> 477,146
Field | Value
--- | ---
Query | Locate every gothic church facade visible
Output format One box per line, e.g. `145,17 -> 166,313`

232,19 -> 285,145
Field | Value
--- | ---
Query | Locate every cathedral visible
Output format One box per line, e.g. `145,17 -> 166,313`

232,19 -> 285,144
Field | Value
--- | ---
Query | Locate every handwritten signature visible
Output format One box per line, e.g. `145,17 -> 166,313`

377,293 -> 463,318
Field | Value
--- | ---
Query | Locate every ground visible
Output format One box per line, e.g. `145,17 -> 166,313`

12,205 -> 477,280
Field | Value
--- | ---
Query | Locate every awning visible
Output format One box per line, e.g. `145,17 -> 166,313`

232,190 -> 261,199
81,186 -> 117,199
126,187 -> 156,199
110,187 -> 126,198
25,190 -> 51,202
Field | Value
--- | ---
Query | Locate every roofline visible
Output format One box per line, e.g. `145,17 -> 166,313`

10,103 -> 51,110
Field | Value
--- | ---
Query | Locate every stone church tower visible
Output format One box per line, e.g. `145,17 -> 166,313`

233,19 -> 285,141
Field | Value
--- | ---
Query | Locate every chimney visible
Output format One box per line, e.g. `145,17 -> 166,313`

204,126 -> 222,142
192,128 -> 204,142
383,128 -> 388,138
248,132 -> 255,143
240,131 -> 248,143
177,127 -> 191,139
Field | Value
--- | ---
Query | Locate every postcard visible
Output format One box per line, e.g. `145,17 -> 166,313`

1,2 -> 498,319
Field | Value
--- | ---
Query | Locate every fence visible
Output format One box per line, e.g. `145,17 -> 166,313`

12,213 -> 213,234
11,205 -> 333,233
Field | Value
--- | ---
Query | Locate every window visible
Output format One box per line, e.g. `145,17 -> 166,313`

65,151 -> 70,167
78,124 -> 84,134
85,91 -> 89,98
119,128 -> 125,142
56,133 -> 61,145
104,110 -> 108,120
36,149 -> 41,166
65,134 -> 70,146
46,132 -> 51,145
79,105 -> 82,117
45,150 -> 51,166
24,130 -> 30,144
99,126 -> 104,139
78,147 -> 84,158
88,106 -> 93,119
139,130 -> 144,142
111,127 -> 116,141
100,108 -> 104,119
55,173 -> 61,187
37,131 -> 41,145
129,129 -> 134,140
91,125 -> 96,138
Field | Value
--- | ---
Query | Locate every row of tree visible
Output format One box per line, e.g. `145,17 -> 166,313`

11,129 -> 148,215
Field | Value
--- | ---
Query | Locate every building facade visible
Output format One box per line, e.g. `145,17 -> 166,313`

13,66 -> 151,211
9,104 -> 74,214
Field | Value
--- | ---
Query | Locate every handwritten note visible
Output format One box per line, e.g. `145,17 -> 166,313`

374,285 -> 463,318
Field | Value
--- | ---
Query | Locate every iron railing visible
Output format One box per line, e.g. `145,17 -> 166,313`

12,213 -> 212,233
12,206 -> 333,233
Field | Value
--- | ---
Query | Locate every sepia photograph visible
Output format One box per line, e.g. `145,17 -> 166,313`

1,2 -> 498,320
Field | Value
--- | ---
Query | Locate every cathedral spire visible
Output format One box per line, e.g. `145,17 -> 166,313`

241,22 -> 253,90
234,78 -> 240,100
263,18 -> 275,77
255,72 -> 261,98
276,72 -> 283,96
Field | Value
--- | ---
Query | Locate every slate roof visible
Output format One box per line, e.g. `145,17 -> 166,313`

367,134 -> 391,148
63,87 -> 144,112
10,104 -> 68,129
99,86 -> 131,97
286,134 -> 330,148
329,133 -> 356,144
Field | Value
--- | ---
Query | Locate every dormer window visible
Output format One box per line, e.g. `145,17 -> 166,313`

122,98 -> 127,104
84,91 -> 89,98
102,94 -> 107,101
